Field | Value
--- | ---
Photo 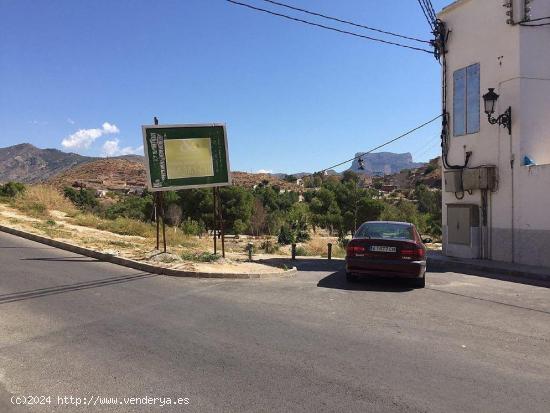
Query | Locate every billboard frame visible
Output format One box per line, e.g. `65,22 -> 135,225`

141,123 -> 232,192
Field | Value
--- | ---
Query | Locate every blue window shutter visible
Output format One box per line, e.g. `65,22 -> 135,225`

466,63 -> 480,133
453,68 -> 466,136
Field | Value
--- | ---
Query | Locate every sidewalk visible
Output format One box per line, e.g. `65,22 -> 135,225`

428,251 -> 550,282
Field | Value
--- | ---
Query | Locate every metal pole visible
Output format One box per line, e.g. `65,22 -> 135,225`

153,117 -> 160,251
160,192 -> 167,253
213,187 -> 217,255
291,243 -> 296,260
327,243 -> 332,260
218,187 -> 225,258
155,192 -> 160,250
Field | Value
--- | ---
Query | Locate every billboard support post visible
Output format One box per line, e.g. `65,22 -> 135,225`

213,187 -> 217,255
218,187 -> 225,258
152,117 -> 167,253
142,121 -> 231,255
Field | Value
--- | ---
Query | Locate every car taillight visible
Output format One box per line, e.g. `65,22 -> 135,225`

347,245 -> 365,257
400,247 -> 425,260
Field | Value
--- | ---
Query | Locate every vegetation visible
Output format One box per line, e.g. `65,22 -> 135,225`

3,170 -> 441,256
57,170 -> 441,240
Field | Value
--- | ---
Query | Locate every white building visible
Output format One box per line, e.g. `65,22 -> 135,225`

438,0 -> 550,267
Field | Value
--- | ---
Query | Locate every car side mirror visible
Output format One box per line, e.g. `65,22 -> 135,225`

422,238 -> 432,244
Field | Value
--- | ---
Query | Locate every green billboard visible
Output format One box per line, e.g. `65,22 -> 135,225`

142,123 -> 231,191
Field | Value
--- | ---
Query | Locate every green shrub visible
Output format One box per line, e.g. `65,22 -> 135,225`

105,195 -> 153,221
181,251 -> 220,262
63,187 -> 99,211
0,182 -> 26,197
277,225 -> 294,245
294,246 -> 308,256
260,239 -> 279,254
180,218 -> 205,236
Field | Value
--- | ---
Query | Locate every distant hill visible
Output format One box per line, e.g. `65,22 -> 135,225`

48,158 -> 147,190
348,152 -> 424,175
0,143 -> 144,184
0,143 -> 95,183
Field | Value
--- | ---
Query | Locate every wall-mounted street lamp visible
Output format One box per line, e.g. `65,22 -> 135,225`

482,88 -> 512,135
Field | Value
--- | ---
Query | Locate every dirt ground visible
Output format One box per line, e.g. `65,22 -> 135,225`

0,204 -> 288,274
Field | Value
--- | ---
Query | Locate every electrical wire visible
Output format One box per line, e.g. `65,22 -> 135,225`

417,0 -> 435,30
302,114 -> 443,179
523,16 -> 550,22
226,0 -> 434,54
257,0 -> 431,44
520,21 -> 550,27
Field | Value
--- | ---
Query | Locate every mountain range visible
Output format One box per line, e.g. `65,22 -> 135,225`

348,152 -> 424,175
0,143 -> 143,183
0,144 -> 428,186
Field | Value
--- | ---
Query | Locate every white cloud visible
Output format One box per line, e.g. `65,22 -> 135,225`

66,118 -> 75,125
61,122 -> 119,149
102,122 -> 119,134
102,138 -> 143,157
256,169 -> 273,174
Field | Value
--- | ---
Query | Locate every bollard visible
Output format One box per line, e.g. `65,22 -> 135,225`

291,243 -> 296,260
327,243 -> 332,260
247,242 -> 253,261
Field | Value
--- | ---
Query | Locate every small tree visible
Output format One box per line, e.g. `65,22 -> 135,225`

165,203 -> 183,231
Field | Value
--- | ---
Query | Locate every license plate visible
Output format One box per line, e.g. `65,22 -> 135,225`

370,246 -> 396,253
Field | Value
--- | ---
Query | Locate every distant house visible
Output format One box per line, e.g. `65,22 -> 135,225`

380,184 -> 397,193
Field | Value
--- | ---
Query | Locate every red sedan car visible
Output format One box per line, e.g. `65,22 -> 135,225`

345,221 -> 428,288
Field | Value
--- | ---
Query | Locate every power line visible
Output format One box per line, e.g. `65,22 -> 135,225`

226,0 -> 434,54
520,21 -> 550,27
258,0 -> 431,44
417,0 -> 435,30
303,114 -> 443,179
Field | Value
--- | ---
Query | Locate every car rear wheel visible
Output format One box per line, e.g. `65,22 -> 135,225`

411,275 -> 425,288
346,272 -> 358,282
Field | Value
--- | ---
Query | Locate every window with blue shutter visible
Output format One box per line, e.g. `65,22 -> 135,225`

453,63 -> 480,136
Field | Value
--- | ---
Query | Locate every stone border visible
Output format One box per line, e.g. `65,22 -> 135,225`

0,225 -> 297,279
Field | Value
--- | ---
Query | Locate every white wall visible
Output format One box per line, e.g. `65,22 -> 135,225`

439,0 -> 550,267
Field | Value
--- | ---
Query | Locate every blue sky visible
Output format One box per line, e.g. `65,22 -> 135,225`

0,0 -> 448,173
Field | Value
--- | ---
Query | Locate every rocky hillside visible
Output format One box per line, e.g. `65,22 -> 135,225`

379,157 -> 441,190
348,152 -> 424,175
0,143 -> 144,184
0,143 -> 96,183
49,159 -> 147,190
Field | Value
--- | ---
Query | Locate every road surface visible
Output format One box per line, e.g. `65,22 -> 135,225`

1,231 -> 549,412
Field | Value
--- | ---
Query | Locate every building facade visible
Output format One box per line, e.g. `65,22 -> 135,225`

438,0 -> 550,267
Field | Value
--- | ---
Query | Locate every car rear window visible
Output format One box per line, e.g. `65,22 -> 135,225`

355,222 -> 414,240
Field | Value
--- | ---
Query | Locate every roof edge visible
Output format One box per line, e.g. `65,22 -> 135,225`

437,0 -> 473,17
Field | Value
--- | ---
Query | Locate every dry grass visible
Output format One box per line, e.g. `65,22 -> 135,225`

301,237 -> 346,258
12,185 -> 76,218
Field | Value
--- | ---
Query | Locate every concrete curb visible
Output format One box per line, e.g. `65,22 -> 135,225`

427,256 -> 550,282
0,225 -> 297,279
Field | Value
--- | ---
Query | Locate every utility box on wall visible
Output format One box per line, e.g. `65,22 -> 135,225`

447,204 -> 479,245
444,170 -> 463,192
462,166 -> 497,191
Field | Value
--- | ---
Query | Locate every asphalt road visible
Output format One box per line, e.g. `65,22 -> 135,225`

1,231 -> 549,413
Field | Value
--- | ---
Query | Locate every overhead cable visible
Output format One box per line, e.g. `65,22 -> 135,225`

258,0 -> 431,44
226,0 -> 434,54
303,114 -> 443,178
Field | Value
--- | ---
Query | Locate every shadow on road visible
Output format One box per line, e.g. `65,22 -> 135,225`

317,271 -> 414,292
21,257 -> 99,263
257,257 -> 345,272
428,265 -> 550,289
0,272 -> 157,304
